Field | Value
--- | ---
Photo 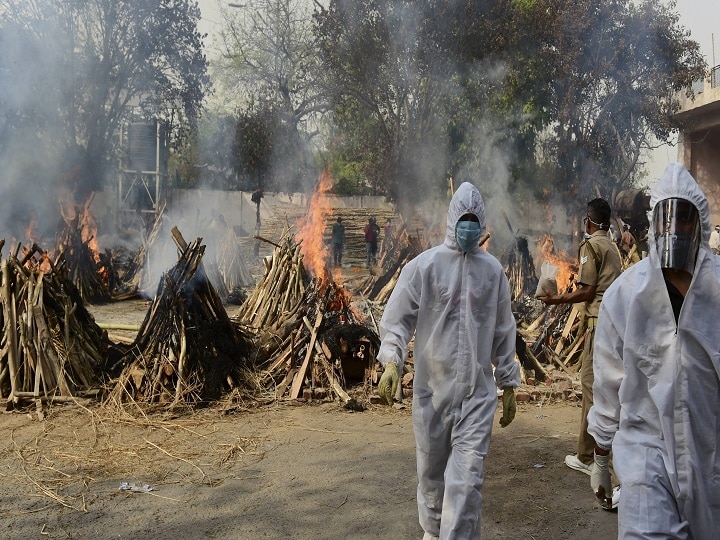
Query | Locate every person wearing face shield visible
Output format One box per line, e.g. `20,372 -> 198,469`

709,224 -> 720,254
537,198 -> 622,506
587,162 -> 720,538
376,182 -> 520,540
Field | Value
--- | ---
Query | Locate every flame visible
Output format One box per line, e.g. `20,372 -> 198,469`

25,216 -> 39,244
295,166 -> 335,282
59,194 -> 102,264
79,207 -> 102,264
536,234 -> 578,292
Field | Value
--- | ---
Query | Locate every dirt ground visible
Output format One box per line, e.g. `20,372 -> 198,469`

1,299 -> 619,540
0,195 -> 620,539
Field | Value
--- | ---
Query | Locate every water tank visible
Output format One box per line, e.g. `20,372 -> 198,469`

127,122 -> 158,172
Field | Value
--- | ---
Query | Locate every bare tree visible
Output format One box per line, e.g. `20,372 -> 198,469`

214,0 -> 328,192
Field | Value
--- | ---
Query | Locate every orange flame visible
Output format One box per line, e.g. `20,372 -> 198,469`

25,216 -> 39,244
59,194 -> 102,263
536,234 -> 578,292
295,166 -> 335,282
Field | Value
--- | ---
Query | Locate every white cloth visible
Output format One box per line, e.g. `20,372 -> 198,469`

377,182 -> 519,539
588,162 -> 720,539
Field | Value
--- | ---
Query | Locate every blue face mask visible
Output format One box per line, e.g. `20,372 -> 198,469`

455,221 -> 482,252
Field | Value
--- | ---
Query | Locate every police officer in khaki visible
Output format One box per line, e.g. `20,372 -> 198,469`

537,198 -> 622,508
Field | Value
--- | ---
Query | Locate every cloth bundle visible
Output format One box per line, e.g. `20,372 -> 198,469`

535,261 -> 559,298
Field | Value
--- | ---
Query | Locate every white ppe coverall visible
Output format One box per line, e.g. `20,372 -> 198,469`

587,163 -> 720,539
377,182 -> 520,539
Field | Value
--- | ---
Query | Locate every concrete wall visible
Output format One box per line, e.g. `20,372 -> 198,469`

676,75 -> 720,226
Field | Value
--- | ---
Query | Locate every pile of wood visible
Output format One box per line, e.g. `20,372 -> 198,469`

358,217 -> 425,303
215,225 -> 255,292
514,275 -> 588,388
233,236 -> 380,403
234,234 -> 307,329
106,228 -> 254,408
1,241 -> 109,410
504,235 -> 539,301
55,201 -> 112,303
118,206 -> 166,298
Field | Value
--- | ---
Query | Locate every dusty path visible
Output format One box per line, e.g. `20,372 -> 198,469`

1,399 -> 617,540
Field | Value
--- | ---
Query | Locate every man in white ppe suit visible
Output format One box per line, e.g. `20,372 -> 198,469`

588,162 -> 720,538
376,182 -> 520,540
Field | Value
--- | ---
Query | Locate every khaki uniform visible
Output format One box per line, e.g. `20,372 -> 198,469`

575,231 -> 622,464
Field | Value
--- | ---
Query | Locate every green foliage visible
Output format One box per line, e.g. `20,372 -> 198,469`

312,0 -> 704,218
330,160 -> 367,196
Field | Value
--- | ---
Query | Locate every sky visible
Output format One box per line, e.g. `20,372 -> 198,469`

195,0 -> 720,183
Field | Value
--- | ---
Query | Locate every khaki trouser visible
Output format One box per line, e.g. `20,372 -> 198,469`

578,318 -> 618,483
577,317 -> 597,465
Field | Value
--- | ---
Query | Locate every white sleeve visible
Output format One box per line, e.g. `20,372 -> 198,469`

376,262 -> 420,371
587,301 -> 624,450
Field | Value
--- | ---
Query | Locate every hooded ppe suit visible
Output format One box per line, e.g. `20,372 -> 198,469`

377,182 -> 520,539
588,163 -> 720,539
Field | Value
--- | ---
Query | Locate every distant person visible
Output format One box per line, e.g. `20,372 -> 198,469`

364,217 -> 380,268
384,218 -> 395,240
588,163 -> 720,536
619,224 -> 635,256
331,216 -> 345,268
376,181 -> 519,539
537,198 -> 622,509
382,218 -> 395,252
709,224 -> 720,254
619,223 -> 640,265
251,187 -> 264,226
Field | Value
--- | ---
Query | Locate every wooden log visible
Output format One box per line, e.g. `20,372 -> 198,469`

522,347 -> 549,381
34,306 -> 71,396
554,306 -> 579,354
319,355 -> 350,403
544,346 -> 576,378
290,310 -> 323,399
2,260 -> 19,403
97,323 -> 141,331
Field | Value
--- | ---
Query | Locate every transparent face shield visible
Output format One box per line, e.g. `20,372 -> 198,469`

653,198 -> 701,273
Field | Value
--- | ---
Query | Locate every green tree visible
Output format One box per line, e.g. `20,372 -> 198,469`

315,0 -> 513,210
500,0 -> 706,204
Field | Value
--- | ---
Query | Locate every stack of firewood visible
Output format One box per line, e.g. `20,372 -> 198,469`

504,236 -> 540,301
118,205 -> 166,297
1,242 -> 109,409
216,225 -> 255,292
106,228 -> 254,408
234,235 -> 307,329
56,213 -> 112,303
233,236 -> 380,403
515,281 -> 587,382
358,217 -> 425,303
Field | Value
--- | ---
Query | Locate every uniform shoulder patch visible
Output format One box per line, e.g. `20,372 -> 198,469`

580,255 -> 588,265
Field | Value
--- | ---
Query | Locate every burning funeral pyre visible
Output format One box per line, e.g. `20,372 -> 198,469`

510,233 -> 587,392
55,194 -> 113,303
233,235 -> 379,403
230,169 -> 382,405
0,240 -> 111,412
